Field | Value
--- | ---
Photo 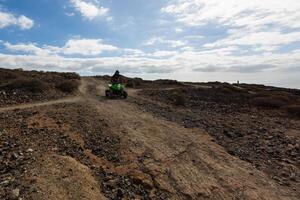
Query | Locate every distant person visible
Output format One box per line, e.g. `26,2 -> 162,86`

111,70 -> 121,84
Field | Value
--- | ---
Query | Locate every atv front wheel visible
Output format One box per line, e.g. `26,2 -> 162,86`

105,90 -> 112,98
122,91 -> 128,99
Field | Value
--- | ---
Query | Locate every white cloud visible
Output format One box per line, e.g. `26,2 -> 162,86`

184,35 -> 203,40
0,1 -> 299,87
180,46 -> 195,51
4,39 -> 119,56
203,31 -> 300,53
150,51 -> 178,58
175,27 -> 183,33
204,31 -> 300,48
1,38 -> 300,88
66,12 -> 75,17
70,0 -> 109,20
123,48 -> 145,57
144,37 -> 187,48
2,39 -> 300,76
162,0 -> 300,53
0,11 -> 34,29
0,53 -> 178,75
161,0 -> 300,29
63,39 -> 118,55
17,15 -> 34,30
4,42 -> 53,56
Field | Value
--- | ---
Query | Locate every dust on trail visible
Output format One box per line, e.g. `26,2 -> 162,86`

1,77 -> 298,199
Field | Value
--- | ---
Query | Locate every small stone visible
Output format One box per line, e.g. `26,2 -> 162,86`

0,180 -> 9,186
116,188 -> 124,198
11,188 -> 20,199
12,153 -> 18,159
129,170 -> 153,189
27,148 -> 34,153
105,179 -> 117,189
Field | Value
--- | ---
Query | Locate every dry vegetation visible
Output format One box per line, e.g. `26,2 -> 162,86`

172,91 -> 186,106
55,80 -> 80,93
250,90 -> 298,110
144,82 -> 300,117
286,104 -> 300,117
0,68 -> 80,106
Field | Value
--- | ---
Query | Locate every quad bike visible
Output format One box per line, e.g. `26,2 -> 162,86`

105,83 -> 128,99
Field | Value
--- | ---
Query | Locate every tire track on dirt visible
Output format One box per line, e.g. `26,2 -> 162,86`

84,78 -> 297,200
0,97 -> 83,113
0,79 -> 90,113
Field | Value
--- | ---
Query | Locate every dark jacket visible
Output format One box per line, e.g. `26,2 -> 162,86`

111,73 -> 121,84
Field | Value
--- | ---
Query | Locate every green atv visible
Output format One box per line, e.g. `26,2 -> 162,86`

105,83 -> 128,99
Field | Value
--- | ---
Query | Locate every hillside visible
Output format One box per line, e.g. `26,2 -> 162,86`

0,69 -> 299,200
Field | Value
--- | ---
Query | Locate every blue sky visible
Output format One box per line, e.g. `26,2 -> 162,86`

0,0 -> 300,88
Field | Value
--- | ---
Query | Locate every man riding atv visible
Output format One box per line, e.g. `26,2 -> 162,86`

111,70 -> 121,84
105,70 -> 128,99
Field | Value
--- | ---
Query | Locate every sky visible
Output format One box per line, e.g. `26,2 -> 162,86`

0,0 -> 300,88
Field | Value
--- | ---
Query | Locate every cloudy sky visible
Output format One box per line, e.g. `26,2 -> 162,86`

0,0 -> 300,88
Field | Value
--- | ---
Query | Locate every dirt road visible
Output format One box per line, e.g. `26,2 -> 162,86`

0,78 -> 298,200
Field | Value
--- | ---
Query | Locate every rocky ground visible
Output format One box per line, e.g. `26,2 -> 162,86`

0,101 -> 168,199
133,84 -> 300,194
0,68 -> 80,106
0,74 -> 299,200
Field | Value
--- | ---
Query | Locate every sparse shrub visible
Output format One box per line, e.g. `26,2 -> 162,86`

251,97 -> 287,108
0,78 -> 48,93
222,84 -> 246,93
126,78 -> 143,88
100,75 -> 111,81
255,91 -> 294,100
172,91 -> 186,106
61,72 -> 81,80
0,71 -> 18,80
250,90 -> 296,108
155,79 -> 182,85
218,86 -> 236,94
55,80 -> 80,93
126,80 -> 135,88
285,105 -> 300,117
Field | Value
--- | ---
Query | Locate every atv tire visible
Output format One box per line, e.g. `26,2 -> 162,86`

105,90 -> 111,98
122,91 -> 128,99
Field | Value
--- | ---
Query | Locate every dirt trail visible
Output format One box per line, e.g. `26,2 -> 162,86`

0,78 -> 89,113
1,77 -> 298,200
86,78 -> 297,200
0,97 -> 82,113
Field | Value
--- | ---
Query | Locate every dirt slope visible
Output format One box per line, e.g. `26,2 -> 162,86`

0,77 -> 298,200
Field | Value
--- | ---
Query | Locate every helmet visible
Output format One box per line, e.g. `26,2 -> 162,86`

115,70 -> 120,75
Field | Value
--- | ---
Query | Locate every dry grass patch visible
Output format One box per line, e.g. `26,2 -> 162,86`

0,78 -> 49,93
55,80 -> 80,93
172,91 -> 186,106
285,105 -> 300,117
